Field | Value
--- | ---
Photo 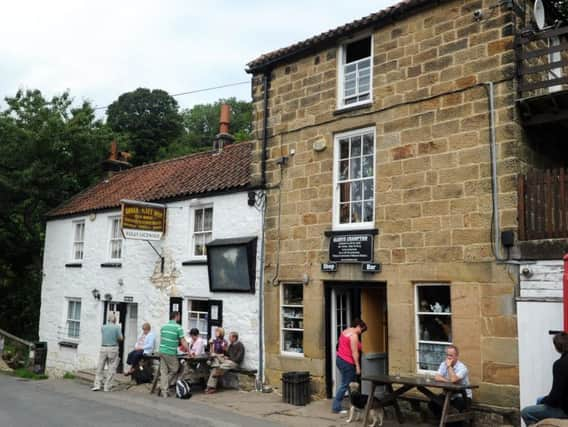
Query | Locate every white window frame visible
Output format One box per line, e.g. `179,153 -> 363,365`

71,220 -> 85,261
66,298 -> 82,340
337,34 -> 373,110
415,283 -> 453,374
108,216 -> 123,261
187,298 -> 209,341
332,126 -> 376,230
280,283 -> 304,357
191,205 -> 213,258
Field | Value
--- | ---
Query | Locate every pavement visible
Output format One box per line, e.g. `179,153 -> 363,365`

0,371 -> 427,426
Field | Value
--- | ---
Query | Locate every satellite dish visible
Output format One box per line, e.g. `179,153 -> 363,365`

534,0 -> 546,30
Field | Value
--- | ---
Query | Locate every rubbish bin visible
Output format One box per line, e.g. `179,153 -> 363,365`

362,353 -> 387,397
281,371 -> 310,406
33,342 -> 48,375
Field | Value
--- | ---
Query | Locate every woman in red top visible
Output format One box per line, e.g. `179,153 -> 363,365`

332,319 -> 367,413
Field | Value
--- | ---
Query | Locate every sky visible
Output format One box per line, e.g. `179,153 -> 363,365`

0,0 -> 396,115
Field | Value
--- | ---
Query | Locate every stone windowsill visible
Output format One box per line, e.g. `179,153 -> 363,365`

324,228 -> 379,237
58,341 -> 78,349
65,262 -> 82,268
181,260 -> 208,266
333,102 -> 373,116
100,262 -> 122,268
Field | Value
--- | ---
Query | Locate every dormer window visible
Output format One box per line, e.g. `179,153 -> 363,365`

338,36 -> 372,108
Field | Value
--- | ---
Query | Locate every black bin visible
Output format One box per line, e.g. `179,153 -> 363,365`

281,371 -> 310,406
33,342 -> 48,375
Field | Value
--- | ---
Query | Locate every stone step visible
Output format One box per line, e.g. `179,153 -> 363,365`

75,369 -> 132,389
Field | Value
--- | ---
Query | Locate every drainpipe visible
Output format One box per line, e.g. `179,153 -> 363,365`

261,72 -> 271,187
257,192 -> 266,389
485,82 -> 506,261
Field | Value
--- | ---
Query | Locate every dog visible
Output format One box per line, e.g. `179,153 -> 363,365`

346,382 -> 384,427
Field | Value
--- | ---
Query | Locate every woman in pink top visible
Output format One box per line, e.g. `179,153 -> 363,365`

332,319 -> 367,414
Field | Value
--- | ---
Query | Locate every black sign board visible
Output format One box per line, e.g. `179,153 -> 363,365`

329,233 -> 373,263
362,263 -> 381,273
321,262 -> 337,273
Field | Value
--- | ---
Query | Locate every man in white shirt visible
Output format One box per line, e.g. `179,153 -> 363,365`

429,345 -> 472,425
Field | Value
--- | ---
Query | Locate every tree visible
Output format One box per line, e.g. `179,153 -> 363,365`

106,88 -> 184,165
0,89 -> 112,340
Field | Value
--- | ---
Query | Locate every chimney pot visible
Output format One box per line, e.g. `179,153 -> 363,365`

219,104 -> 231,134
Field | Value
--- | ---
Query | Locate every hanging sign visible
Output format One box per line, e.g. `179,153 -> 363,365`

329,233 -> 373,263
120,199 -> 166,241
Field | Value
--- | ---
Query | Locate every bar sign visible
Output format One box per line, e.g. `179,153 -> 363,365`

362,263 -> 381,273
321,262 -> 337,273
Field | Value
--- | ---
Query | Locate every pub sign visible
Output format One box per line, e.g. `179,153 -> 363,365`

120,199 -> 166,241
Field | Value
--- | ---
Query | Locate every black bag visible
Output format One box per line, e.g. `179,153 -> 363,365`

176,379 -> 192,399
132,363 -> 153,385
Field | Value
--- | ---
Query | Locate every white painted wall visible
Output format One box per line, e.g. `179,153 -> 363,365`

517,260 -> 565,426
39,191 -> 262,374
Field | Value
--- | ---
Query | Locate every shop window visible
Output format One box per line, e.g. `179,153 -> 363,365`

333,127 -> 375,229
338,35 -> 372,108
415,284 -> 452,372
66,299 -> 81,339
281,283 -> 304,356
72,220 -> 85,260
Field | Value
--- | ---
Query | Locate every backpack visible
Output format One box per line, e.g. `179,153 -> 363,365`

176,379 -> 192,399
132,363 -> 153,385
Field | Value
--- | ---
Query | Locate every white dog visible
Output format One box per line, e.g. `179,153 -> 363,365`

346,382 -> 384,427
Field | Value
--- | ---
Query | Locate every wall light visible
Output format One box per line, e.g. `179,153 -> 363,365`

91,289 -> 101,300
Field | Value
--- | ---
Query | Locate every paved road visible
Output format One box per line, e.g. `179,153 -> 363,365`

0,374 -> 283,427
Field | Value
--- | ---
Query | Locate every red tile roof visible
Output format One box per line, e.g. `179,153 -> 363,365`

48,142 -> 253,218
246,0 -> 443,72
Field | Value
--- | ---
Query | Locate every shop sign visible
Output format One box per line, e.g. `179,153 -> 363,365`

329,233 -> 373,263
321,262 -> 338,273
361,263 -> 381,273
120,199 -> 166,241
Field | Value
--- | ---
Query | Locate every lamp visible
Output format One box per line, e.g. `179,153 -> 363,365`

104,293 -> 112,301
91,289 -> 101,300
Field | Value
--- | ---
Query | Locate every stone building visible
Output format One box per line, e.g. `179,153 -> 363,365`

39,115 -> 263,375
246,0 -> 568,420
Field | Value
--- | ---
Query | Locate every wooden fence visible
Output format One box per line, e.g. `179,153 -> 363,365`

518,169 -> 568,240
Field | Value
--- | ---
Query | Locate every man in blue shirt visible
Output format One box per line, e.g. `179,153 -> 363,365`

92,312 -> 123,392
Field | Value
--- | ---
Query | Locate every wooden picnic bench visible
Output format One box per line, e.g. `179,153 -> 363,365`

362,374 -> 478,427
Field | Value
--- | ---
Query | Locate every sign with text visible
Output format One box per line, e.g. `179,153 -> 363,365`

120,200 -> 166,241
362,263 -> 381,273
321,262 -> 338,273
329,233 -> 373,263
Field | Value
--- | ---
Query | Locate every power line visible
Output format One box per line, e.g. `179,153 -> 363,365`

93,80 -> 250,111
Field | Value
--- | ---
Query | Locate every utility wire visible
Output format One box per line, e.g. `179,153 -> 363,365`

93,80 -> 250,111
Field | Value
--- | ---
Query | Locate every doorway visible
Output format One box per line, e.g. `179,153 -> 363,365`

103,301 -> 127,373
325,282 -> 387,398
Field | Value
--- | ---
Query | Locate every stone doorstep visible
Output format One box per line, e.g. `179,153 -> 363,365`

75,369 -> 133,391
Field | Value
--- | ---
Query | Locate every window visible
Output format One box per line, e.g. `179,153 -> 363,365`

333,127 -> 375,229
187,299 -> 209,340
109,216 -> 122,260
281,283 -> 304,355
192,207 -> 213,257
66,299 -> 81,339
415,284 -> 452,372
72,220 -> 85,260
338,36 -> 372,108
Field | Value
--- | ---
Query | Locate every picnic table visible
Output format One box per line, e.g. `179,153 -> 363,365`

362,374 -> 478,427
145,353 -> 214,395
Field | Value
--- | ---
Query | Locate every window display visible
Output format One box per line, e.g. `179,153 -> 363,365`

281,284 -> 304,355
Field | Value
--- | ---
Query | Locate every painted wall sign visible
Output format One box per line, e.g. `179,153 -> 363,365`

329,233 -> 373,263
120,199 -> 166,241
361,263 -> 381,273
321,262 -> 338,272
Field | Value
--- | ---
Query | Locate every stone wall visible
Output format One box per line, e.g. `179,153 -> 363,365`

249,0 -> 529,410
39,192 -> 262,375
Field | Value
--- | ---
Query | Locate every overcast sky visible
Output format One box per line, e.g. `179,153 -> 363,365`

0,1 -> 396,114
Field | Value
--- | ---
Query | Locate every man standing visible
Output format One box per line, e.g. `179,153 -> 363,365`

205,331 -> 245,394
159,312 -> 187,398
92,312 -> 123,392
428,345 -> 472,424
521,332 -> 568,426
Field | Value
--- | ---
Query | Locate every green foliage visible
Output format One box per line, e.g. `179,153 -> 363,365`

63,372 -> 75,379
0,89 -> 112,340
12,368 -> 48,380
106,88 -> 184,165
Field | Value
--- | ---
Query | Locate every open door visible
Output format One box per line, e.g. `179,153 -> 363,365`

103,301 -> 127,373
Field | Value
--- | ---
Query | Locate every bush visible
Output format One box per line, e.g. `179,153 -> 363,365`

63,372 -> 75,380
13,368 -> 48,380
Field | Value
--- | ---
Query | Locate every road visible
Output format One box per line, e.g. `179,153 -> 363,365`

0,374 -> 283,427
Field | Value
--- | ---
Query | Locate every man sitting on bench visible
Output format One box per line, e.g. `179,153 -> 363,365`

205,331 -> 244,394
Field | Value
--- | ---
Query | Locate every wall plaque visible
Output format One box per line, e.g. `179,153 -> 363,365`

329,233 -> 373,263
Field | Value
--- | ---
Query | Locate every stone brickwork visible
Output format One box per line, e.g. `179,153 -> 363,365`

249,0 -> 531,411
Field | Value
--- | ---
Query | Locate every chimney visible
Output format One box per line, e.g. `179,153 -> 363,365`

213,104 -> 235,151
102,140 -> 132,177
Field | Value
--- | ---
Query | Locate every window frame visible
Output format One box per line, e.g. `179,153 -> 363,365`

108,215 -> 123,261
280,283 -> 304,357
191,205 -> 214,259
414,283 -> 453,374
332,126 -> 376,231
66,298 -> 82,340
336,34 -> 373,110
71,220 -> 85,261
187,298 -> 209,341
